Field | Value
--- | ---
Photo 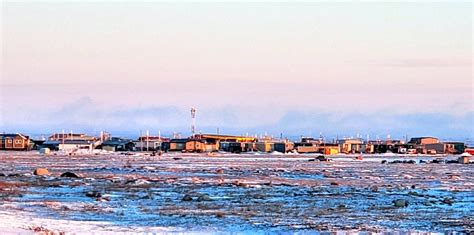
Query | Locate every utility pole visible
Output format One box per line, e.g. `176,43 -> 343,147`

62,129 -> 65,151
146,130 -> 149,152
140,130 -> 143,152
191,107 -> 196,137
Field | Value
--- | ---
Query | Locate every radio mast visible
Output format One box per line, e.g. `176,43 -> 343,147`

190,107 -> 196,137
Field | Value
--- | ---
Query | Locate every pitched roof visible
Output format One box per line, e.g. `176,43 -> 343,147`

0,133 -> 29,139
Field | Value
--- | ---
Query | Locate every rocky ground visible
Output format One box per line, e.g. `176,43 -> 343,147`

0,151 -> 472,234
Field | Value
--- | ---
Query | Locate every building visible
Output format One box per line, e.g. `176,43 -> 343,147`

319,143 -> 339,155
185,139 -> 207,153
294,142 -> 318,153
161,142 -> 171,152
101,137 -> 135,152
255,142 -> 274,153
193,134 -> 257,143
273,142 -> 295,153
58,140 -> 97,152
0,133 -> 31,151
339,138 -> 365,154
134,136 -> 170,151
424,142 -> 466,154
408,137 -> 439,145
48,133 -> 98,142
169,139 -> 188,152
219,142 -> 244,153
444,142 -> 466,154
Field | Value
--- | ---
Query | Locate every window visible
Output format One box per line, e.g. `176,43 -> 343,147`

7,139 -> 12,143
15,140 -> 22,144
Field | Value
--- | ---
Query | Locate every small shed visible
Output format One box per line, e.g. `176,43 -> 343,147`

39,148 -> 51,155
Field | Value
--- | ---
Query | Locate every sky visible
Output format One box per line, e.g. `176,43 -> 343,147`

1,1 -> 473,140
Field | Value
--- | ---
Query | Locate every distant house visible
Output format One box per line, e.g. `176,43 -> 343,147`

339,138 -> 365,154
48,133 -> 97,142
0,133 -> 31,151
134,136 -> 170,151
220,142 -> 244,153
294,142 -> 318,153
100,137 -> 134,151
185,139 -> 207,153
169,139 -> 188,152
319,143 -> 339,155
59,140 -> 97,151
273,142 -> 295,153
255,142 -> 274,153
444,142 -> 466,154
425,142 -> 466,154
408,137 -> 439,145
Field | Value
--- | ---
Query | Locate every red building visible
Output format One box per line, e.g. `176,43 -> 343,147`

0,133 -> 31,151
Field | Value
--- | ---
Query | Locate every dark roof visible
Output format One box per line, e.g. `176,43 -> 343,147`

410,137 -> 438,139
43,140 -> 61,145
187,139 -> 206,143
102,138 -> 133,146
62,140 -> 94,145
170,138 -> 188,143
0,133 -> 29,139
137,136 -> 170,141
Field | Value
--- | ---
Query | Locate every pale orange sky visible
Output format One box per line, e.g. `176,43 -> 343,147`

1,2 -> 472,138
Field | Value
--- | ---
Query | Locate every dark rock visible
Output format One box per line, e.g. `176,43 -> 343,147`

389,160 -> 416,164
381,160 -> 387,164
423,201 -> 433,206
316,155 -> 328,161
393,199 -> 408,207
215,169 -> 224,174
442,197 -> 454,205
97,197 -> 110,202
85,191 -> 102,198
0,173 -> 5,177
197,194 -> 212,202
173,157 -> 182,160
182,194 -> 193,201
330,182 -> 340,186
60,172 -> 80,178
408,191 -> 422,197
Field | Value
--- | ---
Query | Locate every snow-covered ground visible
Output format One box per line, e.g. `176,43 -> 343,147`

0,151 -> 472,234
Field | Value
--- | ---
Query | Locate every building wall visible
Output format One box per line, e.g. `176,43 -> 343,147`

59,144 -> 92,151
185,141 -> 206,152
135,141 -> 162,150
320,146 -> 339,155
169,142 -> 185,151
256,142 -> 273,152
296,145 -> 318,153
0,135 -> 29,150
425,143 -> 445,154
420,138 -> 439,145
